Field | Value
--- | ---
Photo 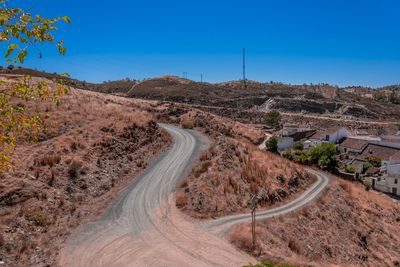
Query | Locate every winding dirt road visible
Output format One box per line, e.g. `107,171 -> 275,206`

59,125 -> 329,267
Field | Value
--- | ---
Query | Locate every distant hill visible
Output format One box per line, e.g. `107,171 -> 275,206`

4,67 -> 400,120
2,67 -> 137,94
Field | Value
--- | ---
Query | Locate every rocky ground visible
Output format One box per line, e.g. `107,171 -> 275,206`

229,178 -> 400,267
0,85 -> 171,266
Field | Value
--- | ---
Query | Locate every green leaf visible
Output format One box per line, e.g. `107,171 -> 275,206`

62,16 -> 71,24
17,50 -> 28,63
5,44 -> 18,58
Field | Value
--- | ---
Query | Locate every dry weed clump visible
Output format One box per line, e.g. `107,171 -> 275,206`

67,159 -> 83,179
230,224 -> 254,252
36,154 -> 61,167
288,238 -> 303,255
25,207 -> 48,226
229,224 -> 264,256
181,120 -> 194,129
175,191 -> 189,208
339,181 -> 352,195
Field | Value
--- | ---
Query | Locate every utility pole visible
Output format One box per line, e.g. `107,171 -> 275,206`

182,72 -> 188,79
243,48 -> 247,89
200,73 -> 203,83
250,194 -> 258,249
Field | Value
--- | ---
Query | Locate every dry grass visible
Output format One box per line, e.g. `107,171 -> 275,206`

0,83 -> 171,266
239,178 -> 400,267
24,207 -> 48,226
288,238 -> 302,255
177,135 -> 314,219
181,120 -> 194,129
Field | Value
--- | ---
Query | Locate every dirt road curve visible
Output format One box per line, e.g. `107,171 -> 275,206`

59,125 -> 330,267
203,169 -> 329,237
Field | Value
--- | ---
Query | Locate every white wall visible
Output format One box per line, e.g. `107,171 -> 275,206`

388,164 -> 400,175
278,138 -> 294,151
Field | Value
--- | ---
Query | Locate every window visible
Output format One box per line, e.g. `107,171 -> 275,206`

395,179 -> 398,185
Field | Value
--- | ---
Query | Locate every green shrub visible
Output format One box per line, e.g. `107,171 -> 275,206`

363,162 -> 373,172
345,165 -> 356,173
310,143 -> 338,172
293,142 -> 304,150
266,136 -> 278,153
293,150 -> 310,165
265,110 -> 282,130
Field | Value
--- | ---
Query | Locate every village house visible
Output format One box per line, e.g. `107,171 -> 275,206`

357,143 -> 400,170
308,126 -> 349,146
277,137 -> 294,151
339,137 -> 369,154
367,174 -> 400,196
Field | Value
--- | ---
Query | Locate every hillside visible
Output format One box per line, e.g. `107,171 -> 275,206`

229,179 -> 400,267
0,78 -> 171,266
127,77 -> 400,121
5,68 -> 400,122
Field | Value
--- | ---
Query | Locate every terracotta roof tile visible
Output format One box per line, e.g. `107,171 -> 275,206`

340,138 -> 368,150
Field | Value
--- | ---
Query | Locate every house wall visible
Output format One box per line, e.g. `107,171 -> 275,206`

329,128 -> 349,144
388,164 -> 400,175
278,138 -> 294,151
386,176 -> 400,195
366,176 -> 400,196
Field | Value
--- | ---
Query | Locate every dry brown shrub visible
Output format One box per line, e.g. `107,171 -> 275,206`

229,224 -> 256,253
37,154 -> 61,167
25,207 -> 48,226
288,238 -> 303,255
0,233 -> 4,247
176,191 -> 188,208
250,182 -> 259,194
194,161 -> 212,178
68,159 -> 82,179
339,181 -> 352,195
181,120 -> 194,129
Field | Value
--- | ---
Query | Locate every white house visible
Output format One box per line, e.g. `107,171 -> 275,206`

277,137 -> 294,151
367,175 -> 400,196
308,127 -> 349,146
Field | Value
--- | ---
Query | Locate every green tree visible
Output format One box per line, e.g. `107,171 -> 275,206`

266,136 -> 278,153
0,1 -> 70,173
265,109 -> 281,129
310,143 -> 338,172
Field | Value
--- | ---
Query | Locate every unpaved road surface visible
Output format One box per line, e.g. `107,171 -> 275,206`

59,124 -> 254,267
59,125 -> 330,267
203,169 -> 330,237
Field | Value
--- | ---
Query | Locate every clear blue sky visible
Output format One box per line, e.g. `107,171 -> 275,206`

8,0 -> 400,87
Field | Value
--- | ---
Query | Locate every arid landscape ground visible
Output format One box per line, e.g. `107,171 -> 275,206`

1,72 -> 399,267
0,79 -> 171,266
229,179 -> 400,267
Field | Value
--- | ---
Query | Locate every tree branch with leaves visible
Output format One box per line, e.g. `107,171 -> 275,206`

0,0 -> 70,173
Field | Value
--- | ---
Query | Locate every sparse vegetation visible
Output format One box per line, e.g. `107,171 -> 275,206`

68,160 -> 82,179
265,110 -> 282,130
244,260 -> 298,267
181,120 -> 194,129
25,207 -> 48,226
364,181 -> 371,191
344,165 -> 356,173
0,3 -> 70,173
265,136 -> 278,153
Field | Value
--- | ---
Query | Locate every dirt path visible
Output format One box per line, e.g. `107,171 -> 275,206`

59,125 -> 330,267
59,124 -> 254,267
